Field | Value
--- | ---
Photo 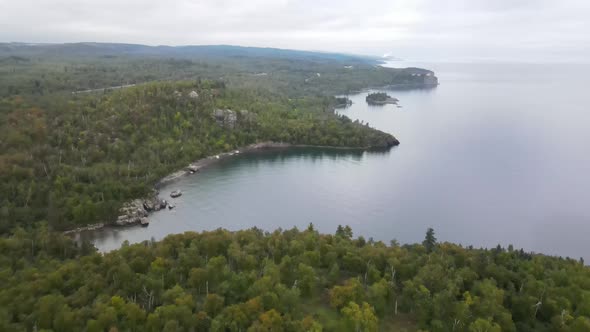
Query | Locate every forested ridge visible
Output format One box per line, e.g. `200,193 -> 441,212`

1,226 -> 589,331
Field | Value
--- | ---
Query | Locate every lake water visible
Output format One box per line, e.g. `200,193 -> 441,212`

84,61 -> 590,261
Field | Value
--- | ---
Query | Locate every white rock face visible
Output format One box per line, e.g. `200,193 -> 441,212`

213,109 -> 238,129
188,90 -> 199,99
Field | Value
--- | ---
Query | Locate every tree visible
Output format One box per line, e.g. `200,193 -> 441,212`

296,263 -> 317,297
248,309 -> 284,331
336,225 -> 345,237
469,318 -> 501,332
570,316 -> 590,332
301,315 -> 323,332
341,302 -> 378,332
330,278 -> 364,309
367,279 -> 390,316
204,294 -> 225,317
423,228 -> 437,253
343,225 -> 354,240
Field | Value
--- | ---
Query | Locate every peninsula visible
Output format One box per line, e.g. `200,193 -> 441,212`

0,43 -> 425,233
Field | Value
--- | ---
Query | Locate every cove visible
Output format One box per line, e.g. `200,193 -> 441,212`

82,61 -> 590,262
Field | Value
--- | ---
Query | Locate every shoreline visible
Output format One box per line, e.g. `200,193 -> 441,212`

156,141 -> 394,187
64,141 -> 395,235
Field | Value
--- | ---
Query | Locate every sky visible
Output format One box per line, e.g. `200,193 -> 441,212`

1,0 -> 589,62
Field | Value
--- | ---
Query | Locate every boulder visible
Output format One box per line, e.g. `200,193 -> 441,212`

143,196 -> 165,212
188,90 -> 199,99
187,165 -> 200,173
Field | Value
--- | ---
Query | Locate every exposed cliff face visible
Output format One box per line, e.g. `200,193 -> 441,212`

213,109 -> 257,129
402,67 -> 439,86
213,109 -> 237,129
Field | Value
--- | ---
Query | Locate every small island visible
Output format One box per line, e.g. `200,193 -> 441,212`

366,92 -> 399,105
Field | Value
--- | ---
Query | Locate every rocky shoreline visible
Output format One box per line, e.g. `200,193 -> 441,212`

156,142 -> 291,188
64,141 -> 397,234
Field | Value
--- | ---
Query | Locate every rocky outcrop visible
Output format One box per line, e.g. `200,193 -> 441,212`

115,199 -> 148,226
143,196 -> 168,212
115,193 -> 167,226
187,165 -> 200,173
188,90 -> 199,99
213,109 -> 246,129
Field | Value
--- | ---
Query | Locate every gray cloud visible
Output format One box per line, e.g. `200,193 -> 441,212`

0,0 -> 588,62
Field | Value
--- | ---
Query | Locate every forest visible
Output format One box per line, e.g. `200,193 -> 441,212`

1,225 -> 589,331
0,44 -> 425,232
0,80 -> 397,232
0,44 -> 589,331
0,43 -> 433,98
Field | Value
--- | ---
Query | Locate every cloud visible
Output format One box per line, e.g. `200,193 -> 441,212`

0,0 -> 588,62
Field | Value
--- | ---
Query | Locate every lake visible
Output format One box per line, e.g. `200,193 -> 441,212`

83,61 -> 590,261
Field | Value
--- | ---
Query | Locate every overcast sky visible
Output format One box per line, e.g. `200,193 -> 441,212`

1,0 -> 589,62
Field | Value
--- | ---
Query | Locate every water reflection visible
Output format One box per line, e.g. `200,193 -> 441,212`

79,147 -> 392,251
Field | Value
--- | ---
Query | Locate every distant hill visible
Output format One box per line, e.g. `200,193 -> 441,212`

0,42 -> 380,64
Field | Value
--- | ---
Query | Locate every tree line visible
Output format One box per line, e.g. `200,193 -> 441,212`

0,226 -> 589,331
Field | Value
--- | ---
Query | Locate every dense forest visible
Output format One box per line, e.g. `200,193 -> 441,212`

0,43 -> 415,232
1,226 -> 589,331
0,81 -> 397,232
1,43 -> 588,332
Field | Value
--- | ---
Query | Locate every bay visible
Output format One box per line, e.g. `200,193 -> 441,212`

84,61 -> 590,261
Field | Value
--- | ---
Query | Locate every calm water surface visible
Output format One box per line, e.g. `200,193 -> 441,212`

84,62 -> 590,260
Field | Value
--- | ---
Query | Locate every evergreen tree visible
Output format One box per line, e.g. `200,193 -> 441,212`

423,227 -> 437,253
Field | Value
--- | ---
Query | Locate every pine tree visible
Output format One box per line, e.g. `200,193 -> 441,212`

423,228 -> 437,253
336,225 -> 345,237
